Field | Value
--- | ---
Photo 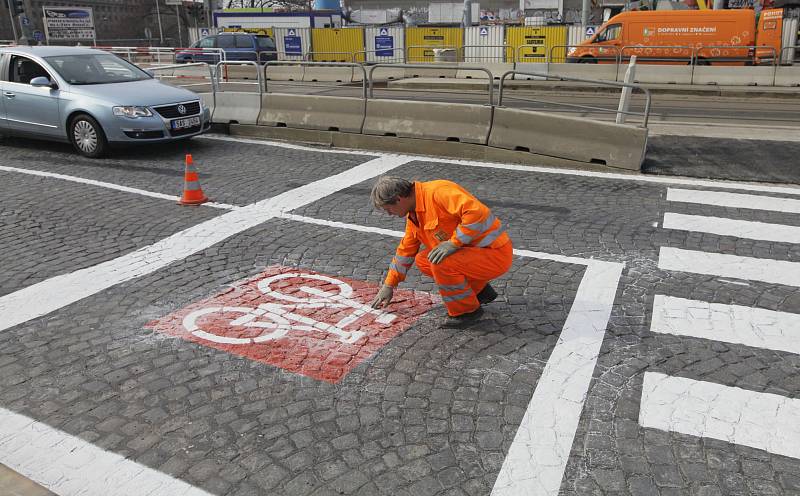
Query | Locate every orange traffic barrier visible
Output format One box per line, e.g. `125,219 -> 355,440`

179,154 -> 209,205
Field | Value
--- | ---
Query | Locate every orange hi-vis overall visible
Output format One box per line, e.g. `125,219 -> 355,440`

384,180 -> 513,316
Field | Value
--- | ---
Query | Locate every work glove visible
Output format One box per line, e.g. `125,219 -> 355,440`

371,284 -> 394,309
428,241 -> 458,264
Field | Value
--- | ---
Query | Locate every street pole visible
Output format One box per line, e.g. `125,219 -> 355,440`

5,0 -> 19,42
176,5 -> 183,47
581,0 -> 589,28
155,0 -> 164,45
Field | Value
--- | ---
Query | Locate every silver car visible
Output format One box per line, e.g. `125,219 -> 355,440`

0,46 -> 211,157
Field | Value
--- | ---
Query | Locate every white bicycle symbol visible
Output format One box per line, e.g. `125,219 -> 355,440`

183,273 -> 396,345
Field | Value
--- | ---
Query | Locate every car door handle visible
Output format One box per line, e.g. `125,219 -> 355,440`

3,92 -> 15,98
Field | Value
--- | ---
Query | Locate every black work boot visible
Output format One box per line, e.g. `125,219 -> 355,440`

477,284 -> 498,305
439,307 -> 485,329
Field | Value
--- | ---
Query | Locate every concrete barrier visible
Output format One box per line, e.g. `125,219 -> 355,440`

404,64 -> 459,79
512,62 -> 549,80
365,66 -> 407,81
546,63 -> 619,82
223,64 -> 260,81
691,66 -> 775,86
265,64 -> 305,81
363,99 -> 492,144
775,66 -> 800,87
456,63 -> 515,80
488,107 -> 647,170
172,64 -> 212,78
258,93 -> 365,133
211,92 -> 262,125
302,66 -> 354,83
632,65 -> 692,84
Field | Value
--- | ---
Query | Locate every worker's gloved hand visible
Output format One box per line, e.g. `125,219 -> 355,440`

371,284 -> 394,309
428,241 -> 458,264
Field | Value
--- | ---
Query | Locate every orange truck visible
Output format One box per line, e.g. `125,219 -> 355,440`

567,8 -> 800,65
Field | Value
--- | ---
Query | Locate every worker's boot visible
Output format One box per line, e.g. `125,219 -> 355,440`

440,306 -> 485,329
477,283 -> 498,305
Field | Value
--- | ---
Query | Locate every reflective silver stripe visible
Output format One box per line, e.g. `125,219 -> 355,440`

438,281 -> 468,292
455,226 -> 472,244
477,225 -> 506,248
442,289 -> 474,303
462,213 -> 496,234
395,255 -> 415,264
389,262 -> 410,275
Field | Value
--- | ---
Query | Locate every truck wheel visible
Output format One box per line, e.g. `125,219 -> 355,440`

695,58 -> 710,66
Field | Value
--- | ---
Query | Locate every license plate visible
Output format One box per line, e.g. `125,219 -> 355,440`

171,116 -> 201,130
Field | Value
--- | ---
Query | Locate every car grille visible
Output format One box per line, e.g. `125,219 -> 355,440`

154,101 -> 201,119
170,125 -> 202,137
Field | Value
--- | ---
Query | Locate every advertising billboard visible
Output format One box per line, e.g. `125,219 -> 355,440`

42,6 -> 96,42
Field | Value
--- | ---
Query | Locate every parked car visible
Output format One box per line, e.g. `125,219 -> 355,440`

0,46 -> 211,158
176,33 -> 278,64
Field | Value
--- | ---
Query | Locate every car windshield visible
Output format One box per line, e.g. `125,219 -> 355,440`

43,53 -> 150,85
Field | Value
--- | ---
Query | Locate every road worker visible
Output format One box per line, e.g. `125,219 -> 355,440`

370,176 -> 513,328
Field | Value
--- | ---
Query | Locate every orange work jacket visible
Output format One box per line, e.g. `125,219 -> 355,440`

385,180 -> 510,287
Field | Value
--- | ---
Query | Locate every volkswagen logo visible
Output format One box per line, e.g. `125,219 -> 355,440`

177,104 -> 187,115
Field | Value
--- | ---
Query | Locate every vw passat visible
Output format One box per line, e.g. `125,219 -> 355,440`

0,46 -> 211,158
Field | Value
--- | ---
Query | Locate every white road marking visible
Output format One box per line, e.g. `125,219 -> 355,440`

203,134 -> 800,197
0,166 -> 238,211
651,295 -> 800,355
0,407 -> 213,496
668,188 -> 800,213
658,247 -> 800,287
663,212 -> 800,244
492,260 -> 623,496
277,213 -> 624,496
0,155 -> 412,333
639,372 -> 800,460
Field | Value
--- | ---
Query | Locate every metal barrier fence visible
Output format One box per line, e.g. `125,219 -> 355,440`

406,45 -> 460,63
498,69 -> 652,127
264,61 -> 368,98
459,44 -> 514,63
147,62 -> 216,105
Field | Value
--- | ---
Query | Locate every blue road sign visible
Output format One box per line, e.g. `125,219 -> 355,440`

375,35 -> 393,57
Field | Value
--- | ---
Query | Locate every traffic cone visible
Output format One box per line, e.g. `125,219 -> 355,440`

179,154 -> 209,205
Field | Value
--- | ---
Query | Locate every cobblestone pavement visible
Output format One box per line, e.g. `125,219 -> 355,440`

2,134 -> 800,495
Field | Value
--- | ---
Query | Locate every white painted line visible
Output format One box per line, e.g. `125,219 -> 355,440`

651,295 -> 800,355
658,247 -> 800,287
639,372 -> 800,459
280,214 -> 602,267
199,134 -> 381,156
492,261 -> 623,496
278,213 -> 625,496
0,166 -> 238,211
663,212 -> 800,244
0,407 -> 212,496
0,155 -> 412,333
668,188 -> 800,213
203,135 -> 800,197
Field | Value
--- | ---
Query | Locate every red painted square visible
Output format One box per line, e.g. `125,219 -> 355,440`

146,266 -> 437,383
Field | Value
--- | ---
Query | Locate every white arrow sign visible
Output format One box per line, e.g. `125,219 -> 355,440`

479,27 -> 488,36
379,28 -> 389,36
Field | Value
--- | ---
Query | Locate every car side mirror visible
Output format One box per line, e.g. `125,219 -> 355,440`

30,76 -> 57,89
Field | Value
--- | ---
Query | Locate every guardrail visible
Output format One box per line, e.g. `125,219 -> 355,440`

498,69 -> 652,127
147,62 -> 216,106
304,51 -> 357,62
355,48 -> 406,64
460,44 -> 514,63
366,63 -> 494,104
406,45 -> 460,63
264,61 -> 368,98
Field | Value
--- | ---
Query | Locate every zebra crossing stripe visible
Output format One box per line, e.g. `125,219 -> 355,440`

639,372 -> 800,460
658,247 -> 800,287
662,212 -> 800,244
650,295 -> 800,355
667,188 -> 800,214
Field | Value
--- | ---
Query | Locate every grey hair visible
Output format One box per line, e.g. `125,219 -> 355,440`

370,176 -> 414,208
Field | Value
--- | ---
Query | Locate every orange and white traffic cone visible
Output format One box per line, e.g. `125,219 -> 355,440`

179,154 -> 209,205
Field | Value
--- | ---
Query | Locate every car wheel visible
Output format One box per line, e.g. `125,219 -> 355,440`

70,114 -> 108,158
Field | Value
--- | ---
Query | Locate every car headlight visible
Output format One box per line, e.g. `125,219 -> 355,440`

113,106 -> 153,118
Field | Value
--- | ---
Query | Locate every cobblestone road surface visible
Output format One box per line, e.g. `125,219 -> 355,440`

2,134 -> 800,496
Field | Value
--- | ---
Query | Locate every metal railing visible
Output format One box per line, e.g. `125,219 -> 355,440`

304,51 -> 357,62
406,45 -> 460,63
498,69 -> 652,127
459,44 -> 514,63
355,48 -> 406,64
147,62 -> 215,106
692,45 -> 778,85
215,60 -> 262,93
553,44 -> 621,67
367,64 -> 494,104
264,61 -> 368,98
515,44 -> 552,64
